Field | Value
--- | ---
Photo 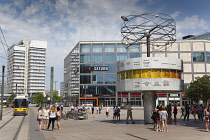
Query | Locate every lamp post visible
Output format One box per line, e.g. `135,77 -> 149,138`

83,85 -> 88,105
50,67 -> 54,104
0,65 -> 5,121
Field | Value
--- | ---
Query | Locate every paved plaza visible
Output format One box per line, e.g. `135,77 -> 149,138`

19,107 -> 209,140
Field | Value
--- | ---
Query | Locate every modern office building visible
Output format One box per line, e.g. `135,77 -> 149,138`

64,38 -> 210,107
183,32 -> 210,40
7,40 -> 47,97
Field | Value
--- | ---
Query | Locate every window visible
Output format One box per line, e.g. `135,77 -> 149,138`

126,71 -> 133,79
193,52 -> 204,62
206,53 -> 210,62
117,54 -> 128,61
104,75 -> 116,84
104,64 -> 116,73
80,44 -> 90,53
80,85 -> 115,95
129,53 -> 140,58
127,44 -> 140,52
92,44 -> 103,52
80,75 -> 91,84
80,65 -> 91,73
133,70 -> 141,78
104,54 -> 116,63
80,54 -> 91,63
104,44 -> 115,52
92,54 -> 103,63
92,75 -> 103,84
117,44 -> 127,52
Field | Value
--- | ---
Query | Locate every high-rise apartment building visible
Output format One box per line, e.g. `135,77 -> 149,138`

7,40 -> 47,97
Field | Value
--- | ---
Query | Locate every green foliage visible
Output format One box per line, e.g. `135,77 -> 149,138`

52,91 -> 62,103
33,92 -> 44,104
185,75 -> 210,104
7,93 -> 16,102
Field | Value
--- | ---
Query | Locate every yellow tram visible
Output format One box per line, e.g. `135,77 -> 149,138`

13,95 -> 28,116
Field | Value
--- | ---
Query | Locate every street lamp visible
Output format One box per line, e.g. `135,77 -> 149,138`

0,65 -> 5,121
83,85 -> 88,105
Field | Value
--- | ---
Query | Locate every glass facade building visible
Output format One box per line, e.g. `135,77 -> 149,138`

64,39 -> 210,107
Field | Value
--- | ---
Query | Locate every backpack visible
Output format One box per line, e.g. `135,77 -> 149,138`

151,111 -> 158,120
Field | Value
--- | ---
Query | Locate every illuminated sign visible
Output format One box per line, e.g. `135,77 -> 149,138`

87,66 -> 109,71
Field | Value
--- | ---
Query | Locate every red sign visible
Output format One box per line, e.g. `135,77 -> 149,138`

118,95 -> 141,97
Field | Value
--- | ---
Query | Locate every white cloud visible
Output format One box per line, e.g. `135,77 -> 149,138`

177,15 -> 208,30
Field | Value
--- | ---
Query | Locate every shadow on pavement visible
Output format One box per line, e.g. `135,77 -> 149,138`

125,133 -> 148,140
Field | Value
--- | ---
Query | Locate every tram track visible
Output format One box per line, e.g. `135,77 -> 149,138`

0,115 -> 25,140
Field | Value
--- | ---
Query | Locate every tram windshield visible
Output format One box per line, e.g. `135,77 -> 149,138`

14,99 -> 27,108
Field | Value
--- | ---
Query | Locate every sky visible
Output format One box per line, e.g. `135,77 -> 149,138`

0,0 -> 210,90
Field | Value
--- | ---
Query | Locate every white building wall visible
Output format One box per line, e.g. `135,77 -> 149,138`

7,40 -> 47,96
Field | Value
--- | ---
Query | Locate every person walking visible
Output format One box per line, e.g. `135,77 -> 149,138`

106,105 -> 110,119
204,106 -> 209,132
42,106 -> 50,130
160,107 -> 168,132
173,105 -> 177,122
96,106 -> 99,114
113,106 -> 116,120
56,107 -> 61,130
47,106 -> 57,131
126,102 -> 135,124
192,106 -> 197,122
37,107 -> 44,131
92,106 -> 94,114
116,106 -> 121,121
197,104 -> 203,122
183,104 -> 190,121
180,106 -> 185,118
99,106 -> 102,114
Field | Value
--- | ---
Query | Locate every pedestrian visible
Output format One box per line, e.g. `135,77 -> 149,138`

126,102 -> 135,124
204,106 -> 209,132
116,106 -> 121,121
56,107 -> 61,130
106,105 -> 110,119
197,104 -> 203,122
47,106 -> 57,131
183,104 -> 190,121
92,106 -> 94,114
96,106 -> 99,114
99,106 -> 102,114
157,106 -> 162,131
160,107 -> 168,132
192,106 -> 197,122
173,105 -> 177,122
71,105 -> 75,112
37,107 -> 44,131
60,104 -> 64,113
113,106 -> 116,120
42,106 -> 50,130
151,107 -> 159,131
166,103 -> 172,123
180,106 -> 185,118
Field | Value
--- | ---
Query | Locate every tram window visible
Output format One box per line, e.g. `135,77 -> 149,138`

15,99 -> 27,108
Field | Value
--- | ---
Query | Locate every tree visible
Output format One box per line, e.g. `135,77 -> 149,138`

185,75 -> 210,104
52,91 -> 62,103
7,93 -> 16,102
33,92 -> 44,105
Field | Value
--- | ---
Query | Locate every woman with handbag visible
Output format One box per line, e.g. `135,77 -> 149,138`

37,107 -> 44,131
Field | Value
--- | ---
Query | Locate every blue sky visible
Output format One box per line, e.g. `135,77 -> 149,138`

0,0 -> 210,90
